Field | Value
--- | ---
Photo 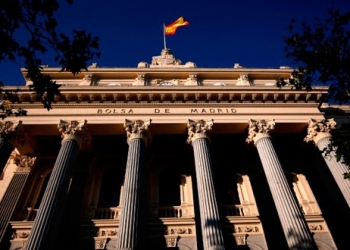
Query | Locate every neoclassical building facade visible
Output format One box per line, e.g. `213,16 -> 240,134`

0,49 -> 350,250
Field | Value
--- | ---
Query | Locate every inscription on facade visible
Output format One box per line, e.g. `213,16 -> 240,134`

96,108 -> 237,114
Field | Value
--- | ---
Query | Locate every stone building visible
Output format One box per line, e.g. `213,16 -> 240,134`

0,49 -> 349,250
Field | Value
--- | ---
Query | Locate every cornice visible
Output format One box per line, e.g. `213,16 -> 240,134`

3,86 -> 328,105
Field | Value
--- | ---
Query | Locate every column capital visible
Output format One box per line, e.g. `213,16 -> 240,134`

13,154 -> 36,172
0,120 -> 25,145
246,119 -> 275,144
304,118 -> 336,145
124,119 -> 152,144
187,119 -> 213,144
58,120 -> 89,147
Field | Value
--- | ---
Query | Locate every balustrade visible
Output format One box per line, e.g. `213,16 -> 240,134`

94,207 -> 121,219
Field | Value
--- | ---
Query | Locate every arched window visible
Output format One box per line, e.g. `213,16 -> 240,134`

159,168 -> 181,206
97,168 -> 123,208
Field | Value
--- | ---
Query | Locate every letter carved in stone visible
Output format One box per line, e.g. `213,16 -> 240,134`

58,120 -> 89,146
124,119 -> 151,144
304,118 -> 336,144
246,119 -> 275,144
13,154 -> 36,172
187,119 -> 213,144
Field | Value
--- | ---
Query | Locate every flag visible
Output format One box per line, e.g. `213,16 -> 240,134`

165,16 -> 189,35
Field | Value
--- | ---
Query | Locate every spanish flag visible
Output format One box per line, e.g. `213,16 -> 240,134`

165,16 -> 189,35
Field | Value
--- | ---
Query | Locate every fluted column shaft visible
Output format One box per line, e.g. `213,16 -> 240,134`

0,173 -> 29,242
192,138 -> 225,250
25,120 -> 87,250
255,136 -> 316,249
116,119 -> 150,250
24,139 -> 79,250
116,139 -> 145,250
0,139 -> 14,173
187,119 -> 225,250
316,137 -> 350,208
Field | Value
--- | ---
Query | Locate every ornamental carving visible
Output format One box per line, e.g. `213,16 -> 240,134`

187,119 -> 214,144
96,229 -> 118,237
234,226 -> 259,233
308,224 -> 324,231
165,228 -> 192,235
165,237 -> 178,247
12,231 -> 30,239
13,154 -> 36,172
246,119 -> 275,144
95,239 -> 107,249
304,118 -> 336,143
151,49 -> 182,66
0,120 -> 25,145
124,119 -> 151,144
235,235 -> 247,245
58,120 -> 89,146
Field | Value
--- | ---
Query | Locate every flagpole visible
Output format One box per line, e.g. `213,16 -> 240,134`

163,24 -> 167,49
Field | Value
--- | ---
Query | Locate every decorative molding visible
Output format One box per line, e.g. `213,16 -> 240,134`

58,120 -> 89,146
13,154 -> 36,172
246,119 -> 275,144
124,119 -> 152,144
187,119 -> 213,144
304,118 -> 336,144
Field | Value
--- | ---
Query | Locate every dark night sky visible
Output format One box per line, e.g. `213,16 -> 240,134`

1,0 -> 349,86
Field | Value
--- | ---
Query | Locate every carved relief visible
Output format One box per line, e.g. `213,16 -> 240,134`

308,224 -> 324,231
234,226 -> 259,233
151,49 -> 182,66
95,239 -> 107,249
58,120 -> 89,146
304,118 -> 336,143
12,231 -> 30,239
236,74 -> 250,86
124,119 -> 151,144
13,154 -> 36,172
235,235 -> 247,245
187,119 -> 214,143
246,119 -> 275,144
165,237 -> 178,247
165,228 -> 192,235
96,229 -> 118,237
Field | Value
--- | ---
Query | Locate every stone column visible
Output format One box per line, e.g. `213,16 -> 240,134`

24,120 -> 88,250
246,119 -> 317,249
187,119 -> 225,250
116,119 -> 151,250
305,118 -> 350,208
0,121 -> 23,172
0,154 -> 36,243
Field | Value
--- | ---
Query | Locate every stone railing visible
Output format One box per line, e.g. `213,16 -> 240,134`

221,205 -> 254,216
157,206 -> 185,218
94,207 -> 121,220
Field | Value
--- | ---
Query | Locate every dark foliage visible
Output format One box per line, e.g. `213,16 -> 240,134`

281,9 -> 350,177
0,0 -> 100,115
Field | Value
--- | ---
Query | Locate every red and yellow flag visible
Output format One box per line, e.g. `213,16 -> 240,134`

165,16 -> 189,35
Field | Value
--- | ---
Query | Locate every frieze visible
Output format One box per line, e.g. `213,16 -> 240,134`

11,231 -> 30,239
234,226 -> 259,233
96,108 -> 237,114
308,224 -> 325,231
165,228 -> 192,235
96,229 -> 118,237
